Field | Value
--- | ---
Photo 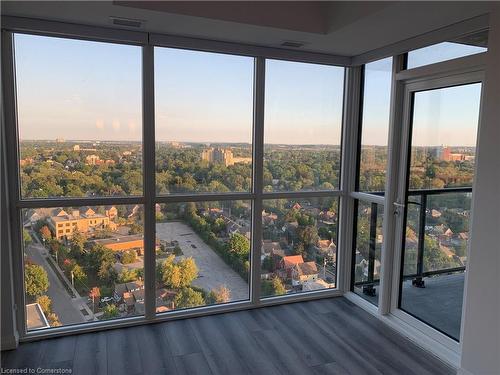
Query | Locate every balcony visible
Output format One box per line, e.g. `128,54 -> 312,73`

353,188 -> 471,340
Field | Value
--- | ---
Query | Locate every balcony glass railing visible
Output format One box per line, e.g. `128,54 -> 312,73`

401,188 -> 471,340
353,188 -> 471,317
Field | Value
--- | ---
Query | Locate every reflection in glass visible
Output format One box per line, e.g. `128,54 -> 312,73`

15,34 -> 142,199
155,48 -> 254,194
260,197 -> 338,298
358,57 -> 392,192
352,201 -> 384,306
22,205 -> 144,330
407,31 -> 488,69
264,60 -> 344,192
155,200 -> 251,312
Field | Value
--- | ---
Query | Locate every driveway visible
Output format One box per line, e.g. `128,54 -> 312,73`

156,221 -> 249,301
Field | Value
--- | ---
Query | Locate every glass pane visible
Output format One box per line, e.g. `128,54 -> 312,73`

358,57 -> 392,193
155,48 -> 254,194
260,197 -> 338,298
402,195 -> 421,277
423,193 -> 471,273
400,83 -> 481,341
15,34 -> 142,199
407,30 -> 488,69
22,204 -> 144,330
408,84 -> 480,190
264,60 -> 344,192
155,200 -> 251,311
352,201 -> 384,306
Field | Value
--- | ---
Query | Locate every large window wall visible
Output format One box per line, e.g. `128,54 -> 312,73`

5,31 -> 345,336
2,20 -> 487,355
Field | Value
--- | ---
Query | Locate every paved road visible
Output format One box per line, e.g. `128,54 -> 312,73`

25,243 -> 87,326
156,221 -> 249,301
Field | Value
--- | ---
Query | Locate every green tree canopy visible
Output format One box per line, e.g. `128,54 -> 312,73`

174,287 -> 205,309
102,304 -> 119,319
25,263 -> 49,299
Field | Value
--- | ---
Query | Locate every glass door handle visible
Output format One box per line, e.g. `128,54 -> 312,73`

393,201 -> 405,215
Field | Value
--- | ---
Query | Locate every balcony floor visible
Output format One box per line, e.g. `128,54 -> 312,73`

401,273 -> 465,340
1,297 -> 454,375
355,272 -> 465,340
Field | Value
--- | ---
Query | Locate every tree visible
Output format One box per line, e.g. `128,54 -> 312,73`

228,233 -> 250,257
207,285 -> 231,304
118,268 -> 141,283
178,257 -> 198,287
262,256 -> 273,272
297,225 -> 319,249
102,304 -> 119,319
47,312 -> 62,327
174,287 -> 205,309
69,232 -> 86,259
71,264 -> 87,284
39,225 -> 52,242
121,249 -> 137,264
272,277 -> 286,295
128,223 -> 143,235
261,277 -> 286,297
423,235 -> 458,271
36,295 -> 52,314
25,263 -> 49,299
158,255 -> 198,289
23,229 -> 32,246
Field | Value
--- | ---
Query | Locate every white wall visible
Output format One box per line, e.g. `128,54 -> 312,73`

459,6 -> 500,375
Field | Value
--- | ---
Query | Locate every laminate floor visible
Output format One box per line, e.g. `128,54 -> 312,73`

1,297 -> 455,375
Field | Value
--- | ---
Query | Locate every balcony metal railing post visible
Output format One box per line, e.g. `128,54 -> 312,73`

412,192 -> 427,288
362,202 -> 378,296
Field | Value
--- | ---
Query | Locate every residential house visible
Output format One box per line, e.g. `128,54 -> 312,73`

291,261 -> 319,287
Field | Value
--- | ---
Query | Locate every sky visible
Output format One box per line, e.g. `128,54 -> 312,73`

15,33 -> 482,146
407,42 -> 487,69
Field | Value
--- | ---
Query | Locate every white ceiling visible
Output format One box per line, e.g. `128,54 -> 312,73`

0,1 -> 493,57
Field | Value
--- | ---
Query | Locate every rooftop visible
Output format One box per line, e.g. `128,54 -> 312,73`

25,303 -> 50,331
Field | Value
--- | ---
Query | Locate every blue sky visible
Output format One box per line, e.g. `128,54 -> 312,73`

407,42 -> 487,69
15,34 -> 142,141
412,83 -> 481,147
15,34 -> 481,146
360,57 -> 392,146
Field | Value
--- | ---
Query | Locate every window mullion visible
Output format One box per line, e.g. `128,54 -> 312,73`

142,44 -> 156,320
338,66 -> 362,293
250,57 -> 265,305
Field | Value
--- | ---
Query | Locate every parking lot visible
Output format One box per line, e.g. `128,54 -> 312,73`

156,221 -> 249,301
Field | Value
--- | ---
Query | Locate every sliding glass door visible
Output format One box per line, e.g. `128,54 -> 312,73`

393,77 -> 482,341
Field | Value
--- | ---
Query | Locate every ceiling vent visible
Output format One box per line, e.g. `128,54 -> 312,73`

110,16 -> 144,28
280,41 -> 305,48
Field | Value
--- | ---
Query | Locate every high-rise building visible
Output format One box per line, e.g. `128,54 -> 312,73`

201,147 -> 234,166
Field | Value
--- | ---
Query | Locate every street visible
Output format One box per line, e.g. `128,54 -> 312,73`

24,242 -> 87,326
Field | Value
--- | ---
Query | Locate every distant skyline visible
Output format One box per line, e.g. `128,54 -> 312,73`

15,34 -> 481,147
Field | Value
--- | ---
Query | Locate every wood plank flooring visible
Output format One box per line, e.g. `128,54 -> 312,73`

1,297 -> 455,375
